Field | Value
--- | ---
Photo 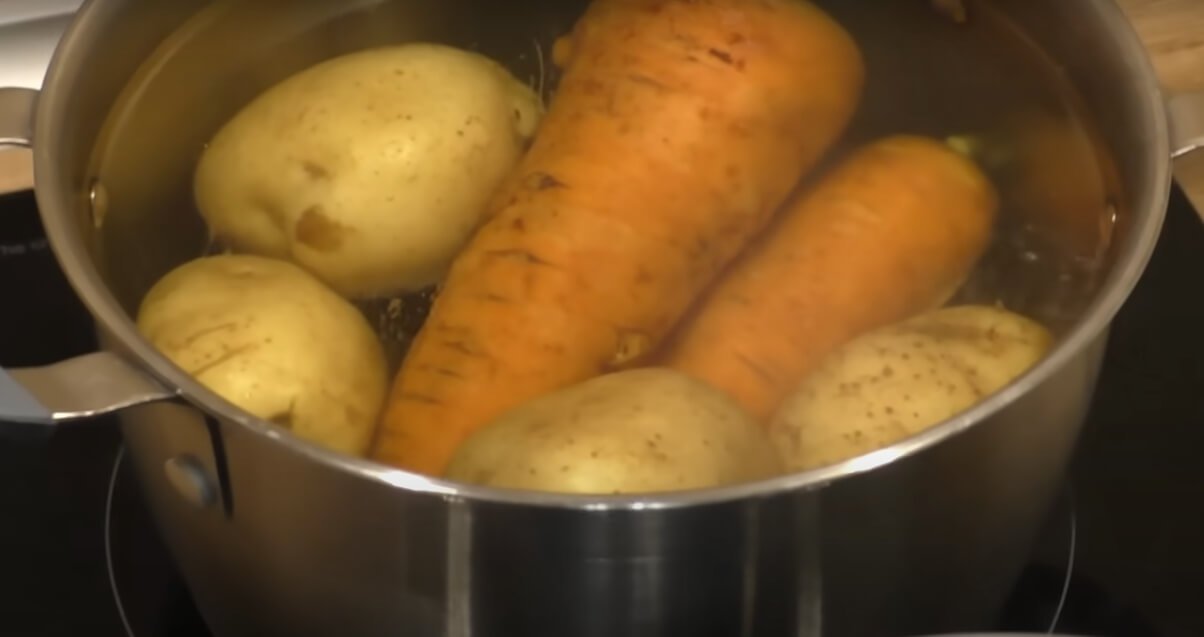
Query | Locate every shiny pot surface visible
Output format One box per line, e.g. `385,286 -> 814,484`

0,0 -> 1194,635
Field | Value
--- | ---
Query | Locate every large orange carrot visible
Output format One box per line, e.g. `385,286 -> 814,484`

371,0 -> 865,474
663,135 -> 999,420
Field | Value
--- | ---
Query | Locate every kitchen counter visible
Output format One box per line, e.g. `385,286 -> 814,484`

1120,0 -> 1204,94
1121,0 -> 1204,216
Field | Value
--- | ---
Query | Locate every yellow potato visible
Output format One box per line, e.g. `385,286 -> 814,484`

194,43 -> 544,299
769,305 -> 1054,472
136,255 -> 388,456
445,368 -> 783,495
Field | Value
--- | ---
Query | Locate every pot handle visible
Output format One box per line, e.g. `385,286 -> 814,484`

0,353 -> 178,425
1168,91 -> 1204,219
1170,92 -> 1204,159
0,87 -> 179,423
0,87 -> 36,147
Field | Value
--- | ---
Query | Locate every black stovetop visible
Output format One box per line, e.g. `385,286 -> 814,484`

2,184 -> 1202,637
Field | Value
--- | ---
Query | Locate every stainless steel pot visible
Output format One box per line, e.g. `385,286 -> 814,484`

1,1 -> 1200,635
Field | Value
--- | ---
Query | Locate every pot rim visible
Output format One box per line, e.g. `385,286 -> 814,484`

32,0 -> 1172,511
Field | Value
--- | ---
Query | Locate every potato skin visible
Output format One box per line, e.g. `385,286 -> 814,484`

445,368 -> 783,494
194,43 -> 544,299
136,255 -> 388,456
769,305 -> 1054,472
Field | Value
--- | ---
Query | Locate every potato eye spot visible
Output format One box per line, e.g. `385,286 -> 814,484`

300,160 -> 330,181
295,206 -> 351,252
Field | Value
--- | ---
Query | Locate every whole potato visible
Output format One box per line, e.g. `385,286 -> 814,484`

194,43 -> 544,299
136,255 -> 388,456
769,305 -> 1053,472
445,368 -> 783,495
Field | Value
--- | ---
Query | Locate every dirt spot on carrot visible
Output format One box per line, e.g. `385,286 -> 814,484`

484,248 -> 556,268
398,392 -> 444,406
627,73 -> 670,92
443,339 -> 485,359
476,292 -> 511,304
528,172 -> 567,191
707,48 -> 735,65
421,365 -> 464,380
736,352 -> 775,384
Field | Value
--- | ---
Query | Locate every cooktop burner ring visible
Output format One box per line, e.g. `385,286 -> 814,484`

1047,487 -> 1077,633
105,445 -> 136,637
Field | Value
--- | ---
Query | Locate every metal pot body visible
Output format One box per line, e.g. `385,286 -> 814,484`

119,329 -> 1107,637
0,0 -> 1177,635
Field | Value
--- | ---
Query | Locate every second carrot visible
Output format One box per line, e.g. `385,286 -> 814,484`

663,135 -> 1000,421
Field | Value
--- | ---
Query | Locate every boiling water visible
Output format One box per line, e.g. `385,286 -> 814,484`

89,0 -> 1120,371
